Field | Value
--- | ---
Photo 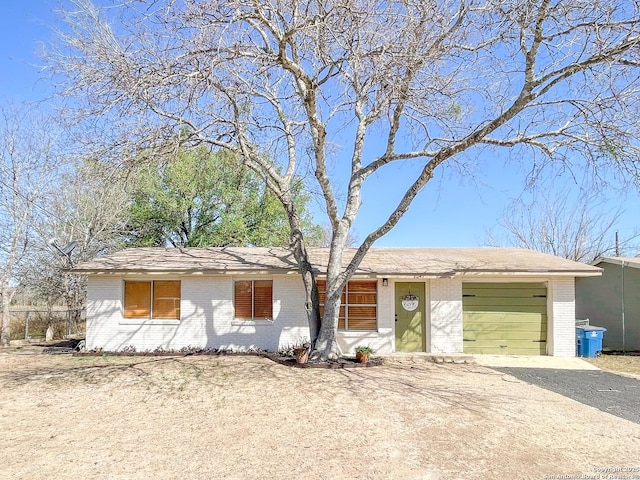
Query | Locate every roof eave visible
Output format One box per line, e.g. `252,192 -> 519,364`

592,257 -> 640,269
72,268 -> 301,276
73,268 -> 602,278
455,269 -> 602,277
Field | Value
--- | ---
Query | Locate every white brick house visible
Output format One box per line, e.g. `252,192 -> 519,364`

73,247 -> 601,356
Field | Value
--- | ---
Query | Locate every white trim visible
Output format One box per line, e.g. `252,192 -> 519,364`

455,271 -> 601,278
119,319 -> 180,326
79,269 -> 603,278
231,319 -> 274,327
336,331 -> 379,338
593,257 -> 640,269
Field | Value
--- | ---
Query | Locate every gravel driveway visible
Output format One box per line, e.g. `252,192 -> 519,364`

495,367 -> 640,424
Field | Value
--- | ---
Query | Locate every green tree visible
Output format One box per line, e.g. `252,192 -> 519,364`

128,147 -> 321,248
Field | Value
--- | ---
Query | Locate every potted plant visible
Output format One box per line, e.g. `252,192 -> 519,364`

293,342 -> 311,364
355,345 -> 374,364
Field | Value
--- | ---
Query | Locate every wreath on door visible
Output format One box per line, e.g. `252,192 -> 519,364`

401,293 -> 419,312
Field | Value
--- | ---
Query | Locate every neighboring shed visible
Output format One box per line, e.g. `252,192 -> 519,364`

72,247 -> 601,356
576,257 -> 640,352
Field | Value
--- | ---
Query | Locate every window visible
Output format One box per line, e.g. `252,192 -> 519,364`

123,281 -> 181,320
234,280 -> 273,319
317,280 -> 377,331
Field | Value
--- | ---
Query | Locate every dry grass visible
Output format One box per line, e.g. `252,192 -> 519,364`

0,351 -> 639,480
584,353 -> 640,377
8,310 -> 85,341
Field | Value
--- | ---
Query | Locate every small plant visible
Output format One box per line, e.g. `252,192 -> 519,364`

278,344 -> 296,357
355,345 -> 374,354
355,345 -> 374,363
279,338 -> 310,357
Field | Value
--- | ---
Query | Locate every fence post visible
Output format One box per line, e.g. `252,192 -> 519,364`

24,310 -> 29,340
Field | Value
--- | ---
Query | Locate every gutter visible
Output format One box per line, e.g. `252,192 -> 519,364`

70,268 -> 302,276
621,260 -> 626,353
72,268 -> 603,278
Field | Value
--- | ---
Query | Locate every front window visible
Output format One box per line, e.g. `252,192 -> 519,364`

317,280 -> 377,331
123,280 -> 181,320
234,280 -> 273,320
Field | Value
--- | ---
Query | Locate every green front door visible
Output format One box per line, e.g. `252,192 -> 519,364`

395,282 -> 426,352
463,283 -> 547,355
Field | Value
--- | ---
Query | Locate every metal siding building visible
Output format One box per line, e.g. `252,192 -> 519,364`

576,257 -> 640,352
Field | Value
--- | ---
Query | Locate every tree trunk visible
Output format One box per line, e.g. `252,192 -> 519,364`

293,245 -> 321,345
312,226 -> 350,361
283,199 -> 321,345
312,287 -> 341,360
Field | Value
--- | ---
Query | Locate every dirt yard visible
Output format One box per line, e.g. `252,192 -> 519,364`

586,353 -> 640,378
1,351 -> 639,480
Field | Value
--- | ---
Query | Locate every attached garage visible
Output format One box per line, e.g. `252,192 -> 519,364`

463,283 -> 547,355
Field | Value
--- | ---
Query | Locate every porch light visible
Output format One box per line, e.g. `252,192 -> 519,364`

382,278 -> 388,287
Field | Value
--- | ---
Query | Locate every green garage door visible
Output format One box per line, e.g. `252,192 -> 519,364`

463,283 -> 547,355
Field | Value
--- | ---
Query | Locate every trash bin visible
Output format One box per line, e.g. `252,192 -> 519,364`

575,326 -> 607,358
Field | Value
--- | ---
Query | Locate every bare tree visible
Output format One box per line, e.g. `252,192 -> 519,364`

0,104 -> 65,346
48,0 -> 640,359
487,190 -> 640,263
312,223 -> 359,248
20,159 -> 132,335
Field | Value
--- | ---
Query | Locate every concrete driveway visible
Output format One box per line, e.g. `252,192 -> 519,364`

474,354 -> 600,370
483,359 -> 640,424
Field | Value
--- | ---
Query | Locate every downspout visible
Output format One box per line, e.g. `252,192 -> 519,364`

621,260 -> 626,354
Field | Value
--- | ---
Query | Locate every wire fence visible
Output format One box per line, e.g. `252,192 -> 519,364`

8,309 -> 86,341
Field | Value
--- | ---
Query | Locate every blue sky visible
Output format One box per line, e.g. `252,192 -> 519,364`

1,1 -> 639,249
0,1 -> 57,102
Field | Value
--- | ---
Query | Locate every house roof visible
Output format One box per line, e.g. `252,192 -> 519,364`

593,256 -> 640,269
72,247 -> 602,277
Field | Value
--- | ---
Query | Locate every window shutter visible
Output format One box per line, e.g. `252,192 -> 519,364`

318,280 -> 349,330
234,281 -> 253,318
152,281 -> 181,319
345,306 -> 377,330
317,280 -> 326,303
347,281 -> 377,304
253,280 -> 273,319
346,281 -> 377,330
124,282 -> 151,318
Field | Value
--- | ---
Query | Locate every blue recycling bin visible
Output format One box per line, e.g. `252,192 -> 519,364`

575,326 -> 607,358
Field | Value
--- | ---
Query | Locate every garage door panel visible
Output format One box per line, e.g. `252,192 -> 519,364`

464,331 -> 548,342
464,322 -> 547,334
463,283 -> 547,355
463,284 -> 547,296
464,301 -> 547,313
463,341 -> 546,355
464,327 -> 547,339
464,338 -> 546,348
464,312 -> 547,324
464,296 -> 547,304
